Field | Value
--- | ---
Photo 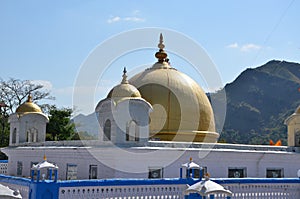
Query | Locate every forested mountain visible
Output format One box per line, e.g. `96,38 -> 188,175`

215,60 -> 300,145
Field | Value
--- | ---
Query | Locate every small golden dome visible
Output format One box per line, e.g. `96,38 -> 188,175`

107,67 -> 141,99
129,34 -> 216,142
16,95 -> 42,114
295,106 -> 300,114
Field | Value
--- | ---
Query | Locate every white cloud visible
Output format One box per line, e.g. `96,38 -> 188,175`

227,43 -> 239,49
107,16 -> 121,24
123,17 -> 145,22
53,86 -> 74,95
241,44 -> 261,52
31,80 -> 53,90
226,42 -> 261,52
107,10 -> 145,24
50,85 -> 107,114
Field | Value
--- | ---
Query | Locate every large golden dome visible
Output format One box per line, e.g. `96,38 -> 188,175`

16,95 -> 42,114
129,34 -> 217,142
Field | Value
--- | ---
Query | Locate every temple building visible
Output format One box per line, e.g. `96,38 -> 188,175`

2,35 -> 300,181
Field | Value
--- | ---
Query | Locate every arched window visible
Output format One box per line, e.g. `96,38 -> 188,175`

126,120 -> 139,141
12,128 -> 17,144
32,128 -> 38,142
295,131 -> 300,147
26,128 -> 38,142
103,119 -> 111,141
26,131 -> 30,142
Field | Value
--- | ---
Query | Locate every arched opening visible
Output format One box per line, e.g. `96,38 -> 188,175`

126,120 -> 139,141
27,128 -> 38,142
295,131 -> 300,147
12,128 -> 17,144
103,119 -> 111,141
26,131 -> 30,142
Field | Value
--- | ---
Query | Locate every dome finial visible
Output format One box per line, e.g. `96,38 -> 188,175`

27,93 -> 33,102
121,67 -> 128,84
155,33 -> 168,63
158,33 -> 165,50
43,154 -> 47,161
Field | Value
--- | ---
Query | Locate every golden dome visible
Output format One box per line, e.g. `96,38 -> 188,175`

107,67 -> 141,99
16,95 -> 42,114
129,34 -> 216,142
295,106 -> 300,114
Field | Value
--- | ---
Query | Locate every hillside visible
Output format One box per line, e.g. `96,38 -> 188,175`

214,60 -> 300,145
72,112 -> 99,137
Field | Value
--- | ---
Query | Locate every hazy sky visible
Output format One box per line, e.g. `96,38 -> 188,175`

1,0 -> 299,114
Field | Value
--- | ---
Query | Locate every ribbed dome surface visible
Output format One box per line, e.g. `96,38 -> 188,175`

129,63 -> 215,137
107,83 -> 141,99
107,68 -> 141,100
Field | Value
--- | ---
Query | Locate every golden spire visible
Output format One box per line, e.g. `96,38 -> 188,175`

155,33 -> 168,63
158,33 -> 165,50
121,67 -> 128,84
43,154 -> 47,161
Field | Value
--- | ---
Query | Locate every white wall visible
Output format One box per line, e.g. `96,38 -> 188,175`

3,145 -> 300,180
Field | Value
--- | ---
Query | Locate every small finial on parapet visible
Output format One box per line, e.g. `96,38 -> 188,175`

43,154 -> 47,161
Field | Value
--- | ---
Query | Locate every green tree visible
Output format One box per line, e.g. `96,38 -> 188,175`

69,131 -> 97,140
46,106 -> 75,141
0,103 -> 9,148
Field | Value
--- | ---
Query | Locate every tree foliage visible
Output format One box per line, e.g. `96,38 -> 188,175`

0,78 -> 54,115
69,131 -> 97,140
0,112 -> 9,148
46,106 -> 76,141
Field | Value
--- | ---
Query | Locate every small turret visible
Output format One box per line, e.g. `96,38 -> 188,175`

285,106 -> 300,147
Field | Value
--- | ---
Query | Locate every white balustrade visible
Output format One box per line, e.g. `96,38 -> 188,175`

59,184 -> 186,199
214,183 -> 300,199
59,182 -> 300,199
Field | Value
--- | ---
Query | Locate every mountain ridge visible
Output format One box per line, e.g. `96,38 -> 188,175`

216,60 -> 300,145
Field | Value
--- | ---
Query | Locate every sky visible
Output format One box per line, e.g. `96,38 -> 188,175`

0,0 -> 299,114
